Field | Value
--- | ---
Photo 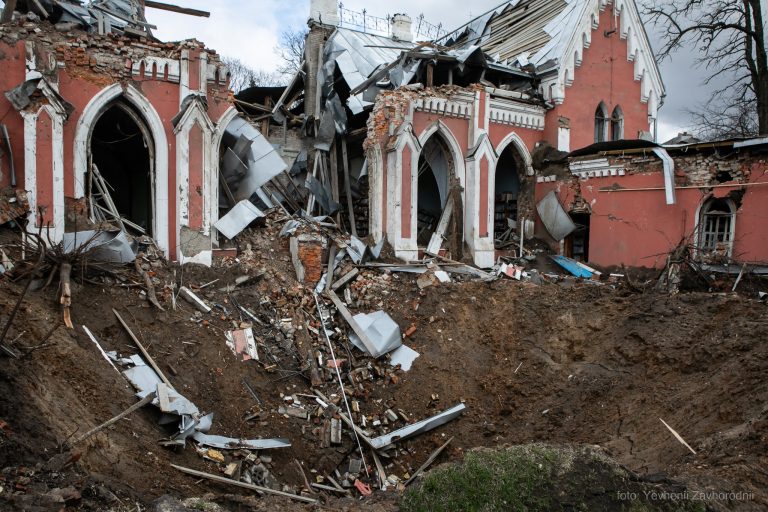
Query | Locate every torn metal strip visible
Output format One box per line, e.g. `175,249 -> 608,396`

370,403 -> 466,449
191,432 -> 291,450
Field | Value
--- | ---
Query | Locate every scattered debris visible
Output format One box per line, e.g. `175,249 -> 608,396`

171,464 -> 318,505
225,327 -> 259,361
214,200 -> 265,240
370,403 -> 466,449
178,287 -> 212,314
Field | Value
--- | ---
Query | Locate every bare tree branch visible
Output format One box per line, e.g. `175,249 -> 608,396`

274,28 -> 308,78
222,57 -> 283,93
642,0 -> 768,135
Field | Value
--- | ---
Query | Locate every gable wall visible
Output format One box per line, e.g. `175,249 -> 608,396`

543,4 -> 650,150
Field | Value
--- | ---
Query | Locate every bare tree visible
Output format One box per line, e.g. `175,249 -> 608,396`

274,28 -> 308,78
687,98 -> 759,140
644,0 -> 768,136
222,57 -> 283,93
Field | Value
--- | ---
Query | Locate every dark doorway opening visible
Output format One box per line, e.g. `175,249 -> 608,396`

90,101 -> 154,235
416,135 -> 451,245
565,212 -> 590,262
494,147 -> 521,241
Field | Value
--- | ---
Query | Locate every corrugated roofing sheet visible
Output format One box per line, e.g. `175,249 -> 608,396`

327,27 -> 416,89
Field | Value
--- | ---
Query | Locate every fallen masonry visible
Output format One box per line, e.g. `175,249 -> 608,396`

0,0 -> 766,509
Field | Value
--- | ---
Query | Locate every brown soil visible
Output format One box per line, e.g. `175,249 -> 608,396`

0,217 -> 766,511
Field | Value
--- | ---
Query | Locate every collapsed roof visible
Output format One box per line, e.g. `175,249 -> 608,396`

2,0 -> 209,37
273,24 -> 538,133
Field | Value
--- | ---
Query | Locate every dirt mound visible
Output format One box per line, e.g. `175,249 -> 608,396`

0,214 -> 766,511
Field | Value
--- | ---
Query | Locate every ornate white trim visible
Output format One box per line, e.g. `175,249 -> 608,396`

73,83 -> 170,256
496,132 -> 534,176
131,56 -> 180,82
23,105 -> 65,244
542,0 -> 664,119
413,95 -> 472,119
489,98 -> 546,130
174,98 -> 215,262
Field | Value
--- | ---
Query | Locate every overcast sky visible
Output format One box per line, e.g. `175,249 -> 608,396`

146,1 -> 719,142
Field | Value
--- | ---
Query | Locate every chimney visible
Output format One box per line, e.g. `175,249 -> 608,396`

309,0 -> 339,26
391,14 -> 413,42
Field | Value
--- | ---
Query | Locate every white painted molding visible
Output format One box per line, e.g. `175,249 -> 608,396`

73,83 -> 170,256
175,98 -> 215,261
180,50 -> 190,108
367,144 -> 385,243
22,105 -> 65,244
131,56 -> 181,82
417,120 -> 466,191
496,132 -> 534,176
488,98 -> 546,130
544,0 -> 664,120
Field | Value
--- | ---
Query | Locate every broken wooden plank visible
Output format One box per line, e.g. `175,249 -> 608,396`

178,286 -> 211,313
28,0 -> 48,18
156,382 -> 171,412
341,139 -> 357,237
659,418 -> 696,455
71,392 -> 156,446
82,326 -> 121,375
171,464 -> 318,504
405,436 -> 454,486
426,194 -> 454,256
112,309 -> 173,389
371,450 -> 388,490
331,268 -> 358,292
325,290 -> 378,357
732,263 -> 748,292
310,482 -> 350,495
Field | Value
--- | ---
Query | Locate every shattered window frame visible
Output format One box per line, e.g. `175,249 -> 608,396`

698,198 -> 736,258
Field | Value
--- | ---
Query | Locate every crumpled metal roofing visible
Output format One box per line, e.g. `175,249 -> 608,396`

441,0 -> 577,68
326,28 -> 416,92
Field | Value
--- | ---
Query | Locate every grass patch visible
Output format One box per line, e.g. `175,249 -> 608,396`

400,444 -> 707,512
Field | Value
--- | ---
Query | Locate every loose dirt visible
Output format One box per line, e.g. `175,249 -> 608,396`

0,219 -> 766,511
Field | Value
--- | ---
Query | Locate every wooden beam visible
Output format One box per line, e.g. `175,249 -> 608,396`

325,290 -> 378,356
171,464 -> 318,504
144,1 -> 210,18
71,392 -> 157,446
112,309 -> 173,389
341,138 -> 357,237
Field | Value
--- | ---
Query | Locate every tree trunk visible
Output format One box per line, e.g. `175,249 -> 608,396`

749,0 -> 768,134
60,263 -> 73,329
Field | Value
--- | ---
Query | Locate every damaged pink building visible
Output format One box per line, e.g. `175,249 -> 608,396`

0,1 -> 247,264
275,0 -> 666,267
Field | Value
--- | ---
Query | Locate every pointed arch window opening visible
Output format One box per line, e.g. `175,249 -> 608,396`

416,135 -> 452,245
595,102 -> 609,143
87,99 -> 155,236
611,105 -> 624,140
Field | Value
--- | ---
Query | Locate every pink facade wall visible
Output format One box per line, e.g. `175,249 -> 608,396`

0,33 -> 231,260
543,4 -> 651,151
536,162 -> 768,268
